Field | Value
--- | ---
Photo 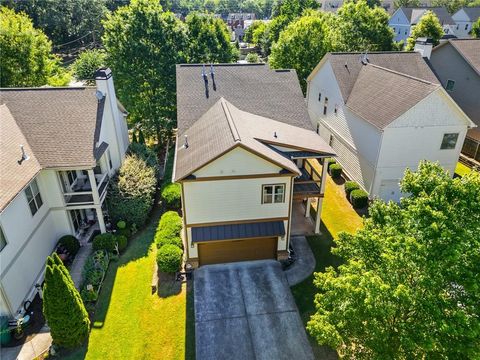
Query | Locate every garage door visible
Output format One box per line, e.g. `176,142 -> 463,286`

198,237 -> 277,266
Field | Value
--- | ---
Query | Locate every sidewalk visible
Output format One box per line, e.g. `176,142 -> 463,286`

284,236 -> 316,286
0,326 -> 51,360
69,242 -> 93,289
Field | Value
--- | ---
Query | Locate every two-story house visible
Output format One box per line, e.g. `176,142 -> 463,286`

452,7 -> 480,38
306,52 -> 475,202
175,64 -> 334,268
319,0 -> 434,15
0,68 -> 129,317
389,7 -> 455,43
429,39 -> 480,163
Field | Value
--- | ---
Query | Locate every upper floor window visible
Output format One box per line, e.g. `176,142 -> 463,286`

323,97 -> 329,115
465,24 -> 469,30
25,179 -> 43,216
446,79 -> 455,91
318,92 -> 322,101
0,226 -> 6,252
67,171 -> 77,186
440,133 -> 459,150
316,123 -> 320,134
262,184 -> 285,204
334,104 -> 339,115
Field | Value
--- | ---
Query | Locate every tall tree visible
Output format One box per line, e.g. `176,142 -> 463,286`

185,12 -> 238,63
271,0 -> 319,18
394,0 -> 420,8
102,0 -> 188,142
270,12 -> 332,93
0,7 -> 69,87
406,11 -> 444,50
472,17 -> 480,38
308,161 -> 480,359
331,0 -> 394,51
43,253 -> 90,348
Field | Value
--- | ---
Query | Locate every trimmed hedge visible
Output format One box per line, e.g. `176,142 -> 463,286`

156,235 -> 183,249
350,189 -> 369,209
117,221 -> 126,230
154,211 -> 183,249
58,235 -> 80,256
156,245 -> 183,273
161,183 -> 181,209
326,158 -> 337,171
344,181 -> 360,198
93,233 -> 117,253
330,163 -> 343,179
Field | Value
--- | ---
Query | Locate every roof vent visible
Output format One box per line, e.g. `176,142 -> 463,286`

210,64 -> 216,91
184,134 -> 189,149
202,65 -> 209,98
360,51 -> 369,65
17,145 -> 30,165
274,131 -> 278,138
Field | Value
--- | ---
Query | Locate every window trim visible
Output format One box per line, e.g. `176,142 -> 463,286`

440,133 -> 459,150
445,79 -> 455,92
25,179 -> 43,216
262,184 -> 286,204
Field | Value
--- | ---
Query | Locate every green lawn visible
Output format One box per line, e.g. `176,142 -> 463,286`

455,162 -> 472,177
63,206 -> 195,360
291,174 -> 363,358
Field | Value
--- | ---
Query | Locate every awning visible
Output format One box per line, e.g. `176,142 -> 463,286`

192,221 -> 285,243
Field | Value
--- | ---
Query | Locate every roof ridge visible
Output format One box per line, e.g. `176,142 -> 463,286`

366,63 -> 439,86
0,86 -> 88,91
330,51 -> 417,55
220,98 -> 241,142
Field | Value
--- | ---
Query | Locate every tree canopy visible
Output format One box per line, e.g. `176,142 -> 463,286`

0,6 -> 70,87
394,0 -> 420,8
406,11 -> 444,50
432,0 -> 480,13
472,18 -> 480,38
308,161 -> 480,359
71,49 -> 107,83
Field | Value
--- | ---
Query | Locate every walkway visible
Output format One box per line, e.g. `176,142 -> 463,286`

284,236 -> 316,286
291,201 -> 315,236
69,242 -> 93,289
0,326 -> 52,360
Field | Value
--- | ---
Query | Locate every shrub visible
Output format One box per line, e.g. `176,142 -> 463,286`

92,233 -> 117,253
326,158 -> 337,171
156,236 -> 183,249
161,183 -> 181,209
80,288 -> 98,303
156,245 -> 183,273
350,189 -> 369,209
246,52 -> 260,63
154,211 -> 183,248
116,235 -> 128,253
117,221 -> 126,230
58,235 -> 80,256
127,143 -> 158,169
116,228 -> 131,238
106,154 -> 157,227
83,250 -> 109,287
71,49 -> 106,84
344,181 -> 360,198
330,163 -> 343,179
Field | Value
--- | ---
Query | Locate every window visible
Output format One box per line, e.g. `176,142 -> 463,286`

323,97 -> 329,115
0,226 -> 6,252
445,79 -> 455,91
456,24 -> 459,30
67,171 -> 77,186
69,209 -> 85,233
316,123 -> 320,134
262,184 -> 285,204
334,104 -> 338,115
440,133 -> 459,150
25,179 -> 43,216
465,24 -> 469,30
318,92 -> 322,101
404,30 -> 407,35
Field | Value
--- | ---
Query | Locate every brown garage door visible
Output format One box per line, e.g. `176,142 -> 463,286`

198,237 -> 277,266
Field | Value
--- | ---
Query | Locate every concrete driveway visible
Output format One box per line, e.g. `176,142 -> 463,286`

194,260 -> 314,360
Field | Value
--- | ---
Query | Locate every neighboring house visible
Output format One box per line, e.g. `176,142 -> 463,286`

175,64 -> 334,268
0,68 -> 129,317
318,0 -> 433,14
227,13 -> 256,41
452,7 -> 480,38
430,39 -> 480,163
307,52 -> 475,202
389,7 -> 455,43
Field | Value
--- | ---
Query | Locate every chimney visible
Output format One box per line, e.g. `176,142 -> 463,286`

414,37 -> 433,59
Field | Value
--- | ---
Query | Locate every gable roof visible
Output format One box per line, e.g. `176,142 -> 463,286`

448,39 -> 480,76
400,7 -> 455,25
0,87 -> 105,169
174,98 -> 335,181
0,105 -> 42,211
461,7 -> 480,21
176,64 -> 313,134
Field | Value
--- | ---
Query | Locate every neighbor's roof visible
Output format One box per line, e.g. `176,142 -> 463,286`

174,98 -> 335,181
176,63 -> 313,134
461,7 -> 480,21
0,87 -> 105,168
449,39 -> 480,76
401,7 -> 455,25
0,105 -> 42,211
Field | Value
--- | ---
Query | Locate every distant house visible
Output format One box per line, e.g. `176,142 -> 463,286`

318,0 -> 433,14
227,13 -> 256,41
430,39 -> 480,163
452,7 -> 480,38
389,7 -> 455,43
174,64 -> 334,268
0,68 -> 129,317
307,52 -> 475,202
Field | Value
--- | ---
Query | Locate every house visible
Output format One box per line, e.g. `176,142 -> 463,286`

227,13 -> 256,41
429,39 -> 480,163
174,64 -> 335,268
0,68 -> 129,317
389,7 -> 455,43
318,0 -> 433,14
306,52 -> 475,202
452,7 -> 480,38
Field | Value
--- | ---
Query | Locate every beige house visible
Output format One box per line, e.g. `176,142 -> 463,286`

174,64 -> 334,268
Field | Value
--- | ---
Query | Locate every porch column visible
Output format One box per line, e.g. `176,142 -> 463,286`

314,158 -> 330,234
87,169 -> 100,204
305,198 -> 312,217
96,206 -> 107,233
320,158 -> 329,194
315,197 -> 323,233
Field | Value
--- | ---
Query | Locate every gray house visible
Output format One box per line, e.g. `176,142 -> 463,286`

429,39 -> 480,163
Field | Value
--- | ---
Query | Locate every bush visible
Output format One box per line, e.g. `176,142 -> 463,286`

330,163 -> 343,179
117,221 -> 126,230
106,154 -> 157,227
326,158 -> 337,171
58,235 -> 80,256
350,189 -> 369,209
71,49 -> 106,84
344,181 -> 360,198
156,245 -> 183,273
161,183 -> 181,209
156,235 -> 183,249
246,52 -> 260,63
92,233 -> 117,253
82,250 -> 109,287
116,227 -> 131,238
154,211 -> 183,249
127,143 -> 158,169
116,235 -> 128,253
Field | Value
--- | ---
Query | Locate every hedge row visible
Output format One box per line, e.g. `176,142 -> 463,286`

350,189 -> 369,209
161,148 -> 181,210
155,211 -> 183,273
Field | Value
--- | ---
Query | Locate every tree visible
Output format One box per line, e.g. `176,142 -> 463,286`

43,253 -> 90,348
14,0 -> 108,48
271,0 -> 319,18
102,0 -> 188,141
331,0 -> 394,52
245,52 -> 261,63
394,0 -> 420,8
0,7 -> 70,87
244,20 -> 265,43
432,0 -> 479,13
406,11 -> 444,50
472,18 -> 480,38
185,12 -> 237,63
71,49 -> 107,84
269,12 -> 331,93
307,161 -> 480,359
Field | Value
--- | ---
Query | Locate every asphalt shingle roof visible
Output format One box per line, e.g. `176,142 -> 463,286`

449,39 -> 480,76
462,7 -> 480,21
401,7 -> 455,25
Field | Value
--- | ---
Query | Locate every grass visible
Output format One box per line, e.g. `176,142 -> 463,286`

63,206 -> 195,360
291,170 -> 364,358
455,162 -> 472,177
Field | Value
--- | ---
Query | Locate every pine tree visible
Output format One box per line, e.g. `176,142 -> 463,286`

43,253 -> 90,348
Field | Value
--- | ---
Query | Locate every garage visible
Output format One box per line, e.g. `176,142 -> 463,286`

198,237 -> 277,266
191,220 -> 286,266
